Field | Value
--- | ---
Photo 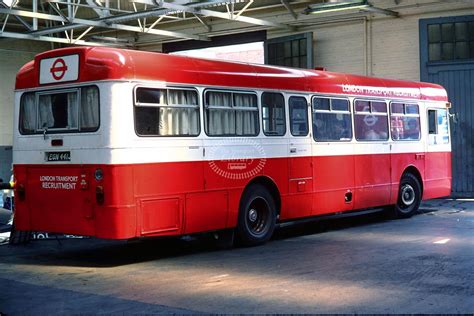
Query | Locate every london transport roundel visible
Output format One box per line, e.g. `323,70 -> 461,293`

39,54 -> 79,84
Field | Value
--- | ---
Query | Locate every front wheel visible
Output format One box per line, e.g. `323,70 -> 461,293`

393,173 -> 422,218
236,184 -> 276,246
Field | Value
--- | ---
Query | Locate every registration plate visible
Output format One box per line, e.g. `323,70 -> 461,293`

45,151 -> 71,162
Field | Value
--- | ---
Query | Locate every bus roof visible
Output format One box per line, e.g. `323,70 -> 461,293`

16,46 -> 448,102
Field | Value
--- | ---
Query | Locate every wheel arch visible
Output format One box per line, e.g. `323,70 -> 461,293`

243,176 -> 281,216
401,165 -> 424,198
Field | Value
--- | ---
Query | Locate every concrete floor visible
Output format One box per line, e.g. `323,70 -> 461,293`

0,199 -> 473,314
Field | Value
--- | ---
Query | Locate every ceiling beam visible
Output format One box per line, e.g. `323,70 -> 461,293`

0,7 -> 208,40
0,30 -> 123,46
117,0 -> 292,30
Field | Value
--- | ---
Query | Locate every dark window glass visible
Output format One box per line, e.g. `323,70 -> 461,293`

354,100 -> 388,141
456,42 -> 469,59
455,22 -> 468,41
428,110 -> 437,134
262,92 -> 285,136
390,103 -> 420,141
313,97 -> 330,111
428,20 -> 474,62
406,104 -> 419,114
429,43 -> 441,61
442,23 -> 454,42
442,42 -> 454,60
332,99 -> 349,111
136,88 -> 166,104
266,33 -> 311,69
20,86 -> 100,135
391,103 -> 404,114
313,97 -> 352,142
371,101 -> 387,113
355,100 -> 370,112
428,24 -> 441,43
289,96 -> 309,136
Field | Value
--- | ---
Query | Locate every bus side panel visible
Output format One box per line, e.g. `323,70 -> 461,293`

95,165 -> 137,239
133,161 -> 204,237
353,153 -> 391,209
311,155 -> 355,215
423,151 -> 452,199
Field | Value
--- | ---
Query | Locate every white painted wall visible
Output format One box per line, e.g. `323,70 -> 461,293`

0,40 -> 50,146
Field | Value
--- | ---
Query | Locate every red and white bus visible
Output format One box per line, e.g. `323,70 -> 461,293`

12,47 -> 451,246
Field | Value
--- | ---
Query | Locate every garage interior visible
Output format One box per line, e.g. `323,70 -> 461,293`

0,0 -> 473,314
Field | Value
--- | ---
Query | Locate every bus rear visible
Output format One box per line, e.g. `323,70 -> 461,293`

13,49 -> 137,239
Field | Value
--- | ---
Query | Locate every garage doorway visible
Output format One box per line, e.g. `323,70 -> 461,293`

420,15 -> 474,197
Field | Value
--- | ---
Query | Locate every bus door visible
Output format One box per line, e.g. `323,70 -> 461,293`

353,100 -> 391,209
286,95 -> 313,219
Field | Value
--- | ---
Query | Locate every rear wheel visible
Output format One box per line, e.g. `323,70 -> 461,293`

236,184 -> 276,246
393,173 -> 422,218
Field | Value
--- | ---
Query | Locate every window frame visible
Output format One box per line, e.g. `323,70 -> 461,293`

134,85 -> 201,137
311,95 -> 352,142
19,85 -> 100,135
261,92 -> 286,137
427,108 -> 450,145
289,95 -> 309,137
389,101 -> 421,141
353,99 -> 389,142
203,88 -> 259,137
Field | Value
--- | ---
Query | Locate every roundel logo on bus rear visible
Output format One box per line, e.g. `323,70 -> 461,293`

50,58 -> 68,80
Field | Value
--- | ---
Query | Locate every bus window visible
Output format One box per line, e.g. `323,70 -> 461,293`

354,100 -> 389,141
205,90 -> 258,136
428,109 -> 449,145
312,97 -> 351,142
262,92 -> 285,136
19,86 -> 99,134
135,87 -> 199,137
390,102 -> 421,141
289,96 -> 308,136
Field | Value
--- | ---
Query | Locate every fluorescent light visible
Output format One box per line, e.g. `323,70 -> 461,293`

304,0 -> 369,15
2,0 -> 14,6
433,238 -> 450,244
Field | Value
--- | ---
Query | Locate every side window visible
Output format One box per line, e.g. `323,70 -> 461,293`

262,92 -> 285,136
428,109 -> 450,144
354,100 -> 389,141
312,97 -> 352,142
390,102 -> 421,141
289,96 -> 309,136
135,87 -> 199,136
205,90 -> 258,136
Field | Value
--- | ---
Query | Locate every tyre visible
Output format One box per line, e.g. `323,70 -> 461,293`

393,173 -> 422,218
236,184 -> 277,246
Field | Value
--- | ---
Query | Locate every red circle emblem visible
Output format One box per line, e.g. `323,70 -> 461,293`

50,58 -> 68,80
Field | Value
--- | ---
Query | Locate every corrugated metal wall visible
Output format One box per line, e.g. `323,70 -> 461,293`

420,15 -> 474,197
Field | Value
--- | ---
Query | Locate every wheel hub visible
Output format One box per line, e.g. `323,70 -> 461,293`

248,208 -> 258,222
401,184 -> 415,206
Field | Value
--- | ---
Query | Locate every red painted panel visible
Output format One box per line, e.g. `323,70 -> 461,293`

140,198 -> 181,235
12,151 -> 451,239
354,153 -> 391,209
185,191 -> 228,234
312,155 -> 354,215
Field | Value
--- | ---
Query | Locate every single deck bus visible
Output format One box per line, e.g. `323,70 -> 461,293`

12,47 -> 451,246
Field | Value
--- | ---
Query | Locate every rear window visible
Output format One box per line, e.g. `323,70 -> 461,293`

20,86 -> 100,134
